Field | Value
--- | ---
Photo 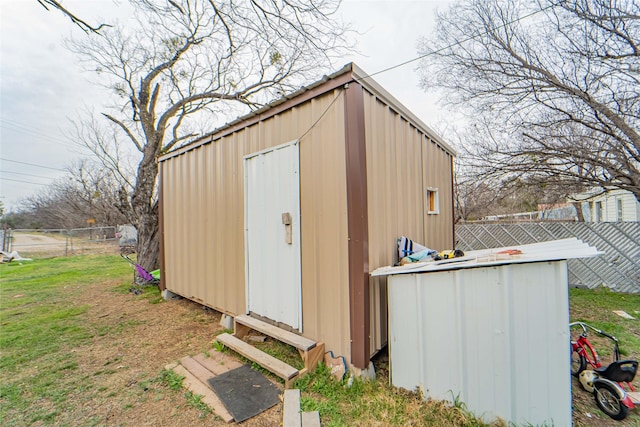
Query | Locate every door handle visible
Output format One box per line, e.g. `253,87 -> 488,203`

282,212 -> 292,244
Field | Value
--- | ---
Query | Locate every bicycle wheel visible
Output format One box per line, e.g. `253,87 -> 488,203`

593,382 -> 629,420
571,348 -> 587,377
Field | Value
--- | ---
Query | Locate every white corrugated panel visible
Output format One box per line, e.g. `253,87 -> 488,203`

387,261 -> 572,426
372,237 -> 602,277
245,141 -> 302,330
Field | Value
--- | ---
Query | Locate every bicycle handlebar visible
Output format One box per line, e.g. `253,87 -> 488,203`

570,321 -> 618,342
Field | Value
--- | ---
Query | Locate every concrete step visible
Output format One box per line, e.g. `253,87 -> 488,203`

283,388 -> 322,427
283,389 -> 301,427
301,411 -> 321,427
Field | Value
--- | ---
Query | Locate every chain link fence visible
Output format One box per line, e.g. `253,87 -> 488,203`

2,226 -> 125,259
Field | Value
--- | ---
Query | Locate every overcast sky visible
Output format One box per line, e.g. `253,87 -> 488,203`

0,0 -> 454,211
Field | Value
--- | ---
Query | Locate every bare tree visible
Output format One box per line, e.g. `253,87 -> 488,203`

418,0 -> 640,203
67,0 -> 352,271
37,0 -> 109,33
453,123 -> 592,221
21,159 -> 131,229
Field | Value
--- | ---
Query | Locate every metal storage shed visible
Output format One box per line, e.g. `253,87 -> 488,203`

158,63 -> 456,369
372,238 -> 602,425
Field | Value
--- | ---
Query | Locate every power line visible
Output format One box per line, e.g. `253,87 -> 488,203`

0,177 -> 48,186
0,118 -> 72,146
299,89 -> 344,142
355,1 -> 558,82
0,157 -> 66,172
1,170 -> 52,180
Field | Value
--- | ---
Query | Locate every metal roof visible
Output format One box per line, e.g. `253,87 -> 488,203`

158,62 -> 456,162
371,237 -> 602,277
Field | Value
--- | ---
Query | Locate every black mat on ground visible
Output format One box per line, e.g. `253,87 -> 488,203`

206,364 -> 281,422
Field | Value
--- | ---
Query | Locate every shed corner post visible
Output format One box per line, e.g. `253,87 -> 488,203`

158,160 -> 166,292
344,80 -> 370,370
451,154 -> 456,248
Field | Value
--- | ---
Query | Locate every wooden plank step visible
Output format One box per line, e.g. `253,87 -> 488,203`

235,314 -> 316,351
301,411 -> 321,427
179,356 -> 216,382
172,364 -> 234,423
215,333 -> 299,381
193,350 -> 243,375
283,389 -> 301,427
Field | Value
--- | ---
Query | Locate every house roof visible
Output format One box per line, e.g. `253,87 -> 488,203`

158,62 -> 456,162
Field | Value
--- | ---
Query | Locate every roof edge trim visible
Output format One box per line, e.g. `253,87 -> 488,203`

350,64 -> 457,156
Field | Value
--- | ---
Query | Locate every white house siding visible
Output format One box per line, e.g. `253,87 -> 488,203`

580,189 -> 639,222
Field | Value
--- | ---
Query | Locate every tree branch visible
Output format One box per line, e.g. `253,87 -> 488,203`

102,113 -> 144,152
37,0 -> 110,33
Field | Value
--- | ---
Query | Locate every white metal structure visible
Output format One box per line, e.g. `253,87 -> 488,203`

374,239 -> 602,426
244,141 -> 302,330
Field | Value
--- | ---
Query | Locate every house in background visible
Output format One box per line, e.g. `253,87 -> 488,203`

569,188 -> 640,222
157,63 -> 456,370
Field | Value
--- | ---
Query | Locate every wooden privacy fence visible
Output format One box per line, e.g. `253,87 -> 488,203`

456,222 -> 640,293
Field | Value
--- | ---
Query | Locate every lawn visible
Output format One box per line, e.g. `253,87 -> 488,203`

569,288 -> 640,426
1,255 -> 639,426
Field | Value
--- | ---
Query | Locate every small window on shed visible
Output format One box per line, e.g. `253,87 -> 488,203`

426,188 -> 439,214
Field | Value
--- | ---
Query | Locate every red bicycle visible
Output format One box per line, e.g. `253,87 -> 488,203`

570,321 -> 638,420
570,321 -> 617,375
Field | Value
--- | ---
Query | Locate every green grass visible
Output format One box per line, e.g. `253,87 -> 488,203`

159,368 -> 185,391
294,363 -> 491,427
254,338 -> 305,370
569,287 -> 640,426
0,255 -> 131,425
569,287 -> 640,358
184,391 -> 212,418
2,254 -> 639,426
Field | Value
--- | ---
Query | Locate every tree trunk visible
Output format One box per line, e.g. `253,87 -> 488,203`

136,206 -> 159,273
131,143 -> 160,272
572,202 -> 585,222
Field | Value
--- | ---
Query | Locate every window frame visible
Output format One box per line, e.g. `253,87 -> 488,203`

617,198 -> 624,222
426,187 -> 439,215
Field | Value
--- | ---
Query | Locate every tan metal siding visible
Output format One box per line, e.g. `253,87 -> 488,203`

162,143 -> 246,315
423,136 -> 455,249
160,66 -> 456,366
299,92 -> 351,362
161,89 -> 352,362
362,89 -> 454,355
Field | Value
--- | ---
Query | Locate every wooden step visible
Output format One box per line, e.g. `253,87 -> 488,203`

234,314 -> 317,351
171,363 -> 234,423
215,333 -> 298,384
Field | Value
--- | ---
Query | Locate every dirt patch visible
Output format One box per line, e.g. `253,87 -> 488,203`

22,276 -> 636,426
10,233 -> 67,253
8,232 -> 120,259
47,280 -> 281,426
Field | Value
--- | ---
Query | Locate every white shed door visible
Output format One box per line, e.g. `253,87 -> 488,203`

244,141 -> 302,330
